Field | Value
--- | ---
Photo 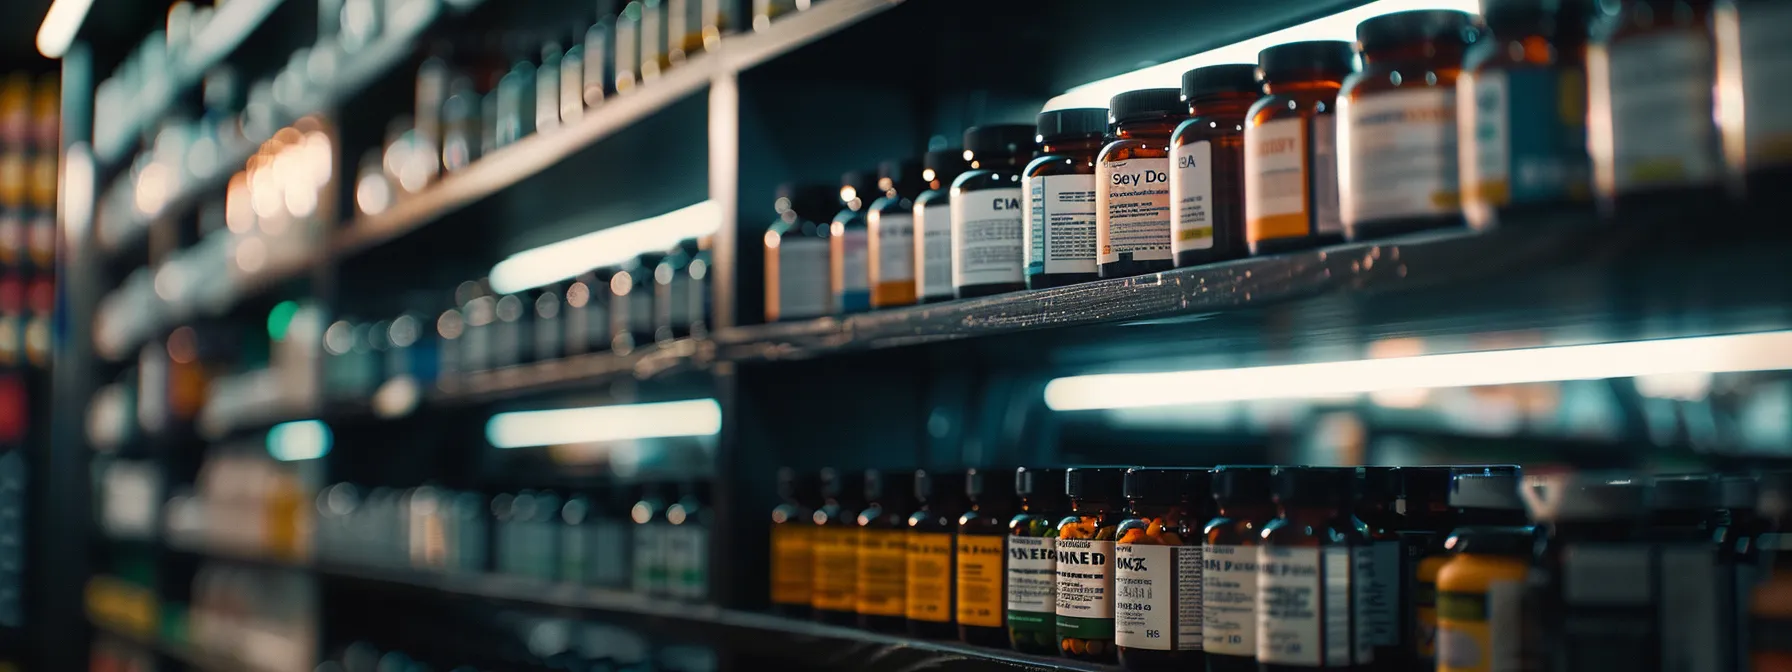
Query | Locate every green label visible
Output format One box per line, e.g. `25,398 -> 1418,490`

1436,591 -> 1489,622
1057,614 -> 1115,640
1009,610 -> 1053,632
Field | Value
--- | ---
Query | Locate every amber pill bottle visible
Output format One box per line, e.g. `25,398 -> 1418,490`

950,124 -> 1036,299
1257,466 -> 1371,671
1008,467 -> 1068,654
1589,0 -> 1722,220
1055,467 -> 1126,663
856,468 -> 916,632
1097,88 -> 1183,279
1023,107 -> 1107,290
1202,465 -> 1276,672
811,468 -> 865,625
1170,64 -> 1258,268
1339,10 -> 1477,240
770,468 -> 819,618
905,469 -> 964,638
1245,41 -> 1355,256
957,467 -> 1017,647
913,148 -> 970,304
1115,468 -> 1211,671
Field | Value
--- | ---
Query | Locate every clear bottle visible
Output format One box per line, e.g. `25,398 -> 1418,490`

1023,108 -> 1107,289
867,159 -> 923,308
1589,0 -> 1722,218
494,41 -> 536,148
1523,472 -> 1654,671
610,253 -> 660,353
771,468 -> 819,617
906,469 -> 963,638
1008,466 -> 1068,654
958,467 -> 1017,647
950,124 -> 1035,299
829,171 -> 877,315
584,10 -> 615,106
654,238 -> 705,342
812,467 -> 864,625
1339,10 -> 1477,239
1750,471 -> 1792,672
1650,474 -> 1735,672
630,484 -> 670,596
857,468 -> 916,632
536,38 -> 565,135
615,2 -> 642,94
1714,0 -> 1792,202
1098,88 -> 1182,279
664,481 -> 710,602
1056,467 -> 1127,663
1245,41 -> 1355,255
640,0 -> 668,81
1203,465 -> 1276,672
1170,64 -> 1259,268
764,184 -> 836,322
564,269 -> 613,355
560,23 -> 586,126
913,148 -> 970,304
1257,466 -> 1370,670
1434,524 -> 1534,672
1457,0 -> 1595,229
1115,468 -> 1210,671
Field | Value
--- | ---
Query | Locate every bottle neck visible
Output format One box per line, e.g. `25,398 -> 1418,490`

1110,117 -> 1181,140
1186,95 -> 1256,120
1040,135 -> 1104,157
1263,79 -> 1345,95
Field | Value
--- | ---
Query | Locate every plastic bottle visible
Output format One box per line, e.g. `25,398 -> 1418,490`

1056,467 -> 1126,662
1097,89 -> 1182,279
1522,472 -> 1654,671
1023,108 -> 1107,289
1203,465 -> 1276,672
1339,10 -> 1478,239
770,468 -> 819,617
1412,466 -> 1526,667
830,171 -> 878,315
906,469 -> 964,637
914,148 -> 970,304
958,467 -> 1017,647
857,468 -> 916,632
1588,0 -> 1722,218
1714,0 -> 1792,201
950,124 -> 1035,299
763,184 -> 836,322
1170,64 -> 1258,268
1245,41 -> 1355,255
1008,467 -> 1068,654
1650,474 -> 1734,672
1434,524 -> 1534,672
1750,471 -> 1792,672
1257,466 -> 1370,670
1115,467 -> 1210,671
812,468 -> 865,625
867,159 -> 924,308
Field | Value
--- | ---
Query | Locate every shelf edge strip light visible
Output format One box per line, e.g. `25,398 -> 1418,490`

489,201 -> 721,295
1045,0 -> 1480,110
1043,331 -> 1792,412
485,398 -> 724,449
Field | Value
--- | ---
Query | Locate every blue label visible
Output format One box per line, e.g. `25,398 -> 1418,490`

838,290 -> 870,313
1466,67 -> 1591,207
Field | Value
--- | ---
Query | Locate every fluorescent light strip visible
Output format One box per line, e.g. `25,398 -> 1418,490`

37,0 -> 96,58
1043,331 -> 1792,411
1044,0 -> 1480,110
485,398 -> 723,449
489,201 -> 720,295
266,420 -> 334,461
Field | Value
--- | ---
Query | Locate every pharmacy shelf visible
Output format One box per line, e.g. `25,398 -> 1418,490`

90,618 -> 284,672
330,0 -> 905,257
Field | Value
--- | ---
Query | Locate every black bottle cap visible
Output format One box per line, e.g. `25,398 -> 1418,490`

1212,465 -> 1275,504
877,158 -> 925,198
1257,40 -> 1357,83
1065,467 -> 1126,501
1444,525 -> 1537,556
1523,472 -> 1650,523
1272,466 -> 1355,506
1035,108 -> 1108,143
1016,467 -> 1068,502
1107,88 -> 1184,126
1652,474 -> 1719,511
967,466 -> 1018,504
820,467 -> 865,508
1124,468 -> 1205,504
1451,470 -> 1525,510
1181,63 -> 1260,102
1401,466 -> 1456,504
914,469 -> 966,510
1357,10 -> 1478,52
777,468 -> 820,504
922,148 -> 970,188
963,124 -> 1037,160
864,468 -> 917,508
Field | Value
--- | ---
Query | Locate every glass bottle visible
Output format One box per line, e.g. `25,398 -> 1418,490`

906,469 -> 963,638
1714,0 -> 1792,202
640,0 -> 668,81
1353,467 -> 1405,668
1750,471 -> 1792,672
913,148 -> 969,303
857,468 -> 915,632
531,285 -> 562,363
771,468 -> 819,617
560,23 -> 586,126
867,159 -> 923,308
1588,0 -> 1722,218
1056,467 -> 1126,663
1008,467 -> 1068,654
1339,10 -> 1477,239
664,481 -> 710,602
1115,468 -> 1210,671
1203,465 -> 1276,672
1097,88 -> 1182,279
654,238 -> 704,342
584,10 -> 615,106
958,466 -> 1017,647
1434,524 -> 1534,672
610,252 -> 660,353
812,467 -> 865,625
1650,474 -> 1735,671
1171,64 -> 1258,268
536,38 -> 564,135
1524,472 -> 1654,671
564,269 -> 613,355
950,124 -> 1035,299
1024,108 -> 1107,289
1413,466 -> 1525,669
615,2 -> 642,94
763,184 -> 835,322
1257,466 -> 1370,670
1245,41 -> 1356,255
630,484 -> 669,596
1458,0 -> 1595,229
829,170 -> 877,315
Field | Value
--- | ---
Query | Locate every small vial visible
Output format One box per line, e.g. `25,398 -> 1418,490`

829,171 -> 877,314
1203,465 -> 1276,672
1434,525 -> 1534,672
1525,472 -> 1655,671
905,469 -> 963,638
1589,0 -> 1722,217
1257,467 -> 1369,670
1097,88 -> 1182,279
1114,468 -> 1210,671
950,124 -> 1035,299
653,238 -> 703,342
957,467 -> 1017,647
640,0 -> 668,81
1339,10 -> 1477,239
1170,64 -> 1258,268
1245,41 -> 1355,255
1008,467 -> 1068,654
771,468 -> 820,618
1651,474 -> 1735,672
1715,0 -> 1792,201
913,148 -> 970,304
584,12 -> 615,106
857,468 -> 915,632
1457,0 -> 1595,229
1023,107 -> 1107,289
763,184 -> 836,322
812,468 -> 865,625
1055,467 -> 1126,663
615,2 -> 642,94
494,44 -> 536,148
867,159 -> 923,308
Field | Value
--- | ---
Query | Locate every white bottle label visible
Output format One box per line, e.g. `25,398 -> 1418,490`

951,187 -> 1025,289
1116,544 -> 1203,651
1246,118 -> 1310,242
1007,536 -> 1056,614
1172,140 -> 1216,253
1341,89 -> 1459,227
1056,538 -> 1116,639
1361,540 -> 1400,647
1437,580 -> 1525,671
1602,31 -> 1721,190
1258,546 -> 1353,666
1733,3 -> 1792,168
1203,543 -> 1259,656
1027,174 -> 1098,275
915,202 -> 953,299
839,228 -> 869,292
868,210 -> 915,284
773,238 -> 829,319
1097,158 -> 1173,265
1314,116 -> 1341,235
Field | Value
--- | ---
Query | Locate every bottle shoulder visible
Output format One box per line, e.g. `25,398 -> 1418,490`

952,169 -> 1024,192
914,189 -> 951,208
1025,153 -> 1095,177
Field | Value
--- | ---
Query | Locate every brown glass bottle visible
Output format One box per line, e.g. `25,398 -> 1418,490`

1115,468 -> 1211,671
1245,41 -> 1356,255
1202,465 -> 1276,672
950,124 -> 1035,299
1589,0 -> 1722,221
770,468 -> 819,618
1055,467 -> 1127,663
1340,10 -> 1477,240
906,469 -> 963,638
1008,467 -> 1069,654
1097,89 -> 1183,279
1024,108 -> 1107,289
1258,467 -> 1369,671
1171,64 -> 1258,268
857,468 -> 916,632
812,468 -> 865,625
957,467 -> 1017,647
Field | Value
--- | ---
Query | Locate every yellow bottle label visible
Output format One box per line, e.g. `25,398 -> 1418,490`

1437,580 -> 1525,672
905,532 -> 954,622
856,529 -> 908,616
770,525 -> 814,606
811,526 -> 858,612
956,535 -> 1006,627
1415,553 -> 1450,662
